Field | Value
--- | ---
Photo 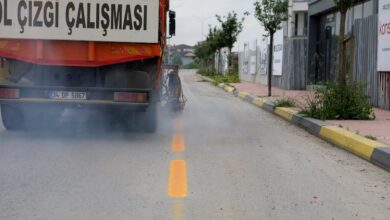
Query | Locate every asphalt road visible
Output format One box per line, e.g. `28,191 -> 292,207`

1,70 -> 390,220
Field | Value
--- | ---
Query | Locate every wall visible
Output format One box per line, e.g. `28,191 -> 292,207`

308,0 -> 336,16
239,38 -> 307,90
354,15 -> 378,105
215,48 -> 229,75
307,0 -> 378,85
354,14 -> 390,110
239,40 -> 268,85
272,38 -> 307,90
288,0 -> 309,37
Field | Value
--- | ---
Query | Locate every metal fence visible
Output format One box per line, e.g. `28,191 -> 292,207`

354,14 -> 390,109
215,48 -> 230,75
239,38 -> 307,90
354,15 -> 378,106
273,38 -> 307,90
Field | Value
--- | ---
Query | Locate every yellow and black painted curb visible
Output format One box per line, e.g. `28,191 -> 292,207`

218,84 -> 236,94
218,83 -> 390,172
197,74 -> 214,83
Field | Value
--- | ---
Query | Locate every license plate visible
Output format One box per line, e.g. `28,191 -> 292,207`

49,91 -> 87,100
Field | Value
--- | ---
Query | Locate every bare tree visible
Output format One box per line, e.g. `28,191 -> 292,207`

216,11 -> 247,72
254,0 -> 288,96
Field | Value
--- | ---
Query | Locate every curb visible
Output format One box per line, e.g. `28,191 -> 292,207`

198,74 -> 214,83
216,82 -> 390,172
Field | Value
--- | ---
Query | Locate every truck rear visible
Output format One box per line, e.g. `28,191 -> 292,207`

0,0 -> 174,132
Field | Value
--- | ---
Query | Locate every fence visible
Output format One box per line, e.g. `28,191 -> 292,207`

214,48 -> 229,75
239,38 -> 307,90
354,14 -> 390,110
273,38 -> 307,90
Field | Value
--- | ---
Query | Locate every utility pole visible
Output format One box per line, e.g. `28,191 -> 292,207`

193,16 -> 214,42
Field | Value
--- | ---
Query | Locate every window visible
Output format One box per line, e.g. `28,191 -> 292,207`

363,0 -> 374,18
353,4 -> 363,20
292,12 -> 308,37
346,9 -> 353,34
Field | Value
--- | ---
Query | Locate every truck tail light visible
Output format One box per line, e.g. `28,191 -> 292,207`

114,92 -> 147,103
0,88 -> 19,99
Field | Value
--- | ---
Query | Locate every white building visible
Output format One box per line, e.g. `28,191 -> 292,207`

286,0 -> 308,38
238,0 -> 308,88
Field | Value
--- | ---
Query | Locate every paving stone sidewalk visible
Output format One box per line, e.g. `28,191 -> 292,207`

232,82 -> 390,145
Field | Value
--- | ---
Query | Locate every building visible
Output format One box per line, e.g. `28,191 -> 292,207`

287,0 -> 309,38
172,44 -> 195,54
166,44 -> 196,66
181,51 -> 196,66
239,0 -> 308,90
237,0 -> 390,109
306,0 -> 390,110
307,0 -> 377,84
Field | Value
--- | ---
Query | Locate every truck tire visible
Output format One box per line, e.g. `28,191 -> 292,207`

1,105 -> 25,130
143,104 -> 158,133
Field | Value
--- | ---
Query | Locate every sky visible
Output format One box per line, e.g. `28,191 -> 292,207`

169,0 -> 265,51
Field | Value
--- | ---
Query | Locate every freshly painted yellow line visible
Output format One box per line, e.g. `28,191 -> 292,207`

320,126 -> 383,160
172,199 -> 185,220
252,97 -> 265,107
172,134 -> 185,152
274,107 -> 298,121
238,92 -> 249,99
173,120 -> 184,132
168,160 -> 188,198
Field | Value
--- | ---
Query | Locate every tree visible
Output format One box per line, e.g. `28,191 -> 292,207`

172,54 -> 183,66
254,0 -> 288,97
216,11 -> 247,71
333,0 -> 364,92
194,27 -> 224,72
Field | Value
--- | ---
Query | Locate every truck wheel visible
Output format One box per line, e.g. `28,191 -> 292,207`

143,104 -> 158,133
1,105 -> 25,130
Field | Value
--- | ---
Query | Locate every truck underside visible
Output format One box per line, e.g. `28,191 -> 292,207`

0,58 -> 161,132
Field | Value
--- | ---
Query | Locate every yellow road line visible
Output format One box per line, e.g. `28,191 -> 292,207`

168,160 -> 188,198
173,120 -> 184,131
172,199 -> 185,220
172,134 -> 185,152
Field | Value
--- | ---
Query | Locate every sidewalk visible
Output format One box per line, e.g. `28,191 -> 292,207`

232,82 -> 390,145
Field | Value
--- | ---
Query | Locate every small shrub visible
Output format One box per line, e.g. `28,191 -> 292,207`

183,62 -> 199,69
365,135 -> 377,141
300,81 -> 374,120
197,68 -> 215,77
211,73 -> 240,86
274,97 -> 296,108
197,69 -> 240,85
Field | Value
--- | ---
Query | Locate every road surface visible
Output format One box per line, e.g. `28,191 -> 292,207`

0,70 -> 389,220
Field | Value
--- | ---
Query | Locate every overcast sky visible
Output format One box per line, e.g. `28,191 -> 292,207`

169,0 -> 265,51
